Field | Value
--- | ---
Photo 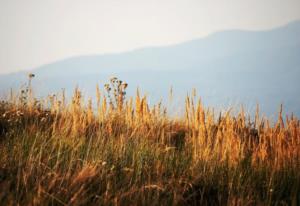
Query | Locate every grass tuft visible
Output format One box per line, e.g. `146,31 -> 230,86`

0,76 -> 299,205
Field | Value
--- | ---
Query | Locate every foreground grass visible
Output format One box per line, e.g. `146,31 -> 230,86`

0,78 -> 299,205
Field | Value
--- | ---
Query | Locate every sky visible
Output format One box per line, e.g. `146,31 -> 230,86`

0,0 -> 300,74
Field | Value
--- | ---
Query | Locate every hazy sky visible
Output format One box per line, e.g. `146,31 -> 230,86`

0,0 -> 300,74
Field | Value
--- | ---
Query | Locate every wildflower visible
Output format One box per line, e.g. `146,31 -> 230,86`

110,77 -> 117,83
122,82 -> 128,89
28,73 -> 35,78
104,84 -> 111,91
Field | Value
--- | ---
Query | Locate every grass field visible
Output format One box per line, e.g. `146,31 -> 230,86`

0,76 -> 299,205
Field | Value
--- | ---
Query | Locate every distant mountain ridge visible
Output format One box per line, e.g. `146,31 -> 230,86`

1,20 -> 300,116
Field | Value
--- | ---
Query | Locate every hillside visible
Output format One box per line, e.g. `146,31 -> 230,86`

0,78 -> 299,205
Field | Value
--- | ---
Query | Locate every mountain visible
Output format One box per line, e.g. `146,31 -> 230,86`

1,20 -> 300,117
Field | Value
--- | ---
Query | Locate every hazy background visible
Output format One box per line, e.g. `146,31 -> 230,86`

1,0 -> 300,74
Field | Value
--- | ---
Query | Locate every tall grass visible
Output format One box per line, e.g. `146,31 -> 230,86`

0,76 -> 299,205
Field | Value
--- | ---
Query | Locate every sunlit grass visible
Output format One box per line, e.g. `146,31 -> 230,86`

0,76 -> 299,205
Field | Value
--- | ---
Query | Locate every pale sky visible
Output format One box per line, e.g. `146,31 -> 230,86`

0,0 -> 300,74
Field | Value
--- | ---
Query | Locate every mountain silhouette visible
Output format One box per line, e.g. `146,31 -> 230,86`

1,20 -> 300,116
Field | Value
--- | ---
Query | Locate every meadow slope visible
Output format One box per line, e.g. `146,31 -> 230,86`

0,77 -> 299,205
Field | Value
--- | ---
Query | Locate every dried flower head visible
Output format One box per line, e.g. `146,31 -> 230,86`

110,77 -> 117,83
28,73 -> 35,78
122,82 -> 128,89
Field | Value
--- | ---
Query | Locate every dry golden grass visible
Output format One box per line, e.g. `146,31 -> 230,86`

0,76 -> 299,205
